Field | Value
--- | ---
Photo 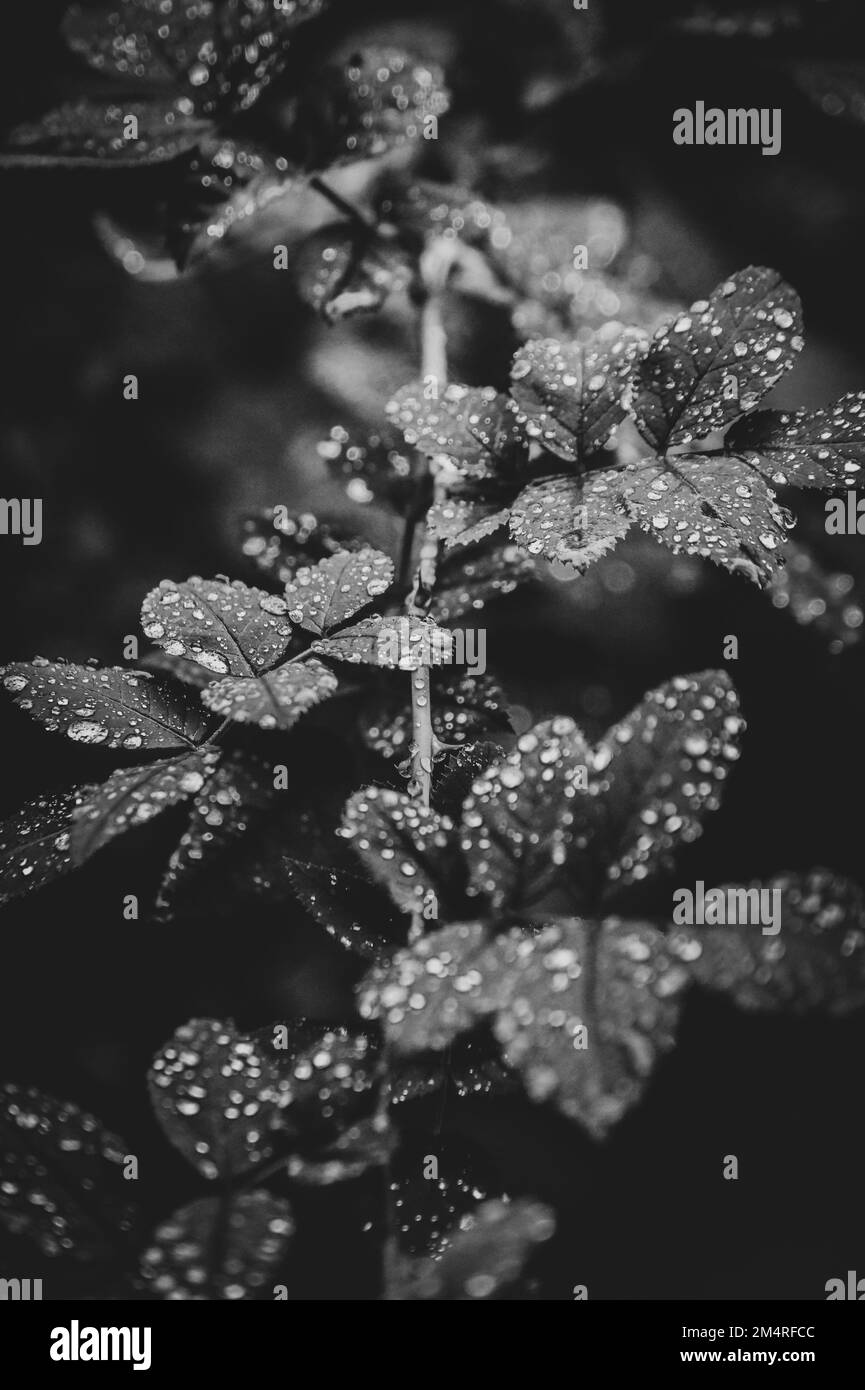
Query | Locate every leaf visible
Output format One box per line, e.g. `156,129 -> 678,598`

297,48 -> 449,166
71,749 -> 221,865
317,425 -> 421,514
284,548 -> 394,635
592,670 -> 745,896
431,742 -> 507,820
141,577 -> 293,677
311,615 -> 453,669
615,452 -> 793,584
341,787 -> 457,919
200,658 -> 338,729
670,870 -> 865,1014
240,509 -> 363,583
139,1191 -> 293,1300
388,1199 -> 554,1300
426,496 -> 511,549
461,719 -> 593,912
3,98 -> 211,167
508,335 -> 642,463
509,471 -> 631,568
156,753 -> 274,917
377,177 -> 511,254
0,786 -> 94,906
387,384 -> 529,480
628,267 -> 803,451
727,392 -> 865,487
0,1085 -> 137,1261
2,661 -> 209,750
361,916 -> 692,1137
281,856 -> 400,960
148,1018 -> 296,1179
432,543 -> 538,624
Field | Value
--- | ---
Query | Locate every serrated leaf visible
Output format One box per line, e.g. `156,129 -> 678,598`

0,1085 -> 137,1261
341,787 -> 457,918
426,496 -> 511,549
200,658 -> 338,729
592,670 -> 745,896
727,392 -> 865,487
670,870 -> 865,1014
387,383 -> 529,480
311,615 -> 453,669
3,97 -> 211,167
2,661 -> 209,750
616,452 -> 793,584
141,577 -> 293,677
148,1018 -> 296,1179
461,718 -> 593,912
298,48 -> 448,166
509,471 -> 631,568
71,749 -> 221,865
156,753 -> 274,917
508,335 -> 642,463
387,1198 -> 554,1300
431,742 -> 507,820
628,267 -> 803,450
281,856 -> 399,961
0,786 -> 94,906
139,1191 -> 293,1300
361,916 -> 692,1137
284,548 -> 394,635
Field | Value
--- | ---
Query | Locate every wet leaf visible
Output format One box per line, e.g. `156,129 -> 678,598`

387,383 -> 529,480
148,1018 -> 296,1179
377,177 -> 511,255
0,1085 -> 137,1261
727,392 -> 865,487
71,749 -> 221,865
509,471 -> 631,568
508,335 -> 642,463
615,452 -> 793,584
200,658 -> 338,729
461,718 -> 593,912
341,787 -> 458,919
139,1191 -> 293,1300
141,577 -> 293,678
426,496 -> 511,549
592,671 -> 745,897
2,661 -> 209,750
312,615 -> 453,669
297,48 -> 449,166
432,543 -> 538,624
431,742 -> 507,820
3,98 -> 210,167
388,1198 -> 554,1300
284,548 -> 394,636
670,870 -> 865,1014
0,786 -> 94,907
628,267 -> 803,451
281,856 -> 400,960
361,916 -> 691,1138
156,753 -> 274,917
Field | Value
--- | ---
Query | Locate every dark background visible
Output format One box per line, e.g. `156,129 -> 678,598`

1,0 -> 865,1299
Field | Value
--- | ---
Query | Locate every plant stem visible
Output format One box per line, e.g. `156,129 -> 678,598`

309,176 -> 375,231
